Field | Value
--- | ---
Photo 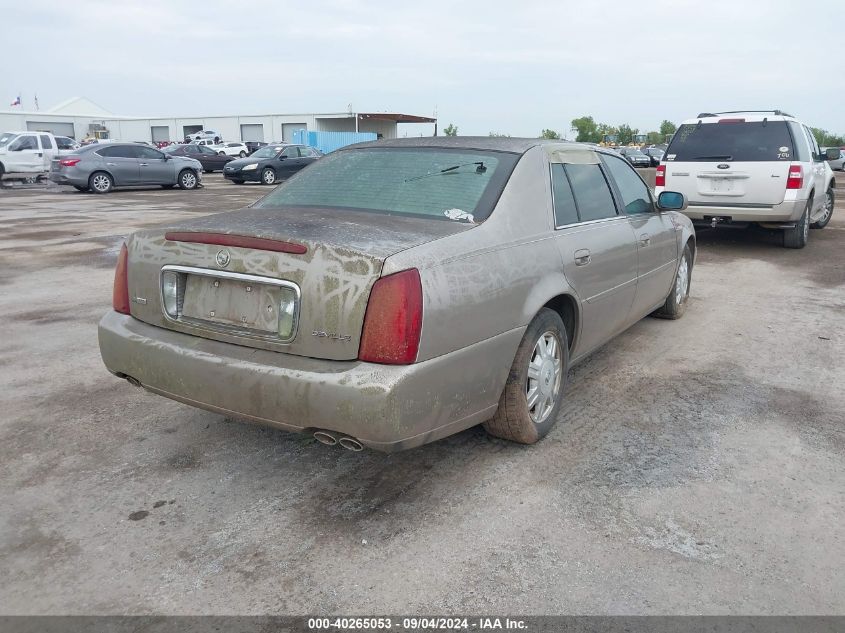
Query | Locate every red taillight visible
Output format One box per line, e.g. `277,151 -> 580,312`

786,164 -> 803,190
112,243 -> 130,314
358,269 -> 423,365
655,164 -> 666,187
59,158 -> 81,167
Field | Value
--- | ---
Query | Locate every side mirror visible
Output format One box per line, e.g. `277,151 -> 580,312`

825,148 -> 840,161
657,191 -> 687,211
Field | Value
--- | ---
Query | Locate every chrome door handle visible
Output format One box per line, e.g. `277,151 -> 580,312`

639,234 -> 651,246
106,162 -> 116,166
139,162 -> 148,166
574,249 -> 591,266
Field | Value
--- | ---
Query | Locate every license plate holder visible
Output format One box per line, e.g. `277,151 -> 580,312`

182,274 -> 281,334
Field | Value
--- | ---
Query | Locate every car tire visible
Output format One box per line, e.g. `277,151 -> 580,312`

653,243 -> 693,320
261,167 -> 276,185
89,171 -> 114,194
178,169 -> 198,190
218,151 -> 226,156
783,201 -> 810,248
810,187 -> 834,229
484,308 -> 568,445
238,151 -> 246,158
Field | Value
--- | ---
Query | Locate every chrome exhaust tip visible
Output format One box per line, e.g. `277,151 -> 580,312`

338,437 -> 364,452
313,431 -> 338,446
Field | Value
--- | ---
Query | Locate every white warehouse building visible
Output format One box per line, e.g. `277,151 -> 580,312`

0,96 -> 436,144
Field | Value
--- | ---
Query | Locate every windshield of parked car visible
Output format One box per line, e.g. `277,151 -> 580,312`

251,146 -> 285,159
667,121 -> 794,162
0,132 -> 17,147
256,148 -> 519,222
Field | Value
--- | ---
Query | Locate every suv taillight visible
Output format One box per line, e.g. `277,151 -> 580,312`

786,164 -> 803,190
655,164 -> 666,187
112,243 -> 130,314
358,269 -> 422,365
59,158 -> 81,167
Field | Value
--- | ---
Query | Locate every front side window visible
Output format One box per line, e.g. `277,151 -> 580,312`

667,121 -> 794,162
137,146 -> 164,159
10,135 -> 37,151
565,163 -> 617,222
602,154 -> 653,214
256,148 -> 518,222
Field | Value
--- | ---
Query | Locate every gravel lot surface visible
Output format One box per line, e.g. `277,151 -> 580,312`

1,171 -> 843,614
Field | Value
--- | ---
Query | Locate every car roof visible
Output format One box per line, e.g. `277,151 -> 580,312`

681,112 -> 797,125
342,136 -> 604,156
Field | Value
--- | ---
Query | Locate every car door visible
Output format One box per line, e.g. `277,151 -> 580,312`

136,146 -> 173,184
38,135 -> 57,170
276,145 -> 304,175
602,153 -> 678,318
98,145 -> 140,184
802,125 -> 827,216
549,159 -> 638,358
7,134 -> 42,172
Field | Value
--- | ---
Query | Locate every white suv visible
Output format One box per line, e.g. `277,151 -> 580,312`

655,110 -> 837,248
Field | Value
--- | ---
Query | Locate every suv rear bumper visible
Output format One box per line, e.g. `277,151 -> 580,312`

681,198 -> 807,224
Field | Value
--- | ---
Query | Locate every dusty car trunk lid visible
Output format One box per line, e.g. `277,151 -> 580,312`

126,206 -> 473,360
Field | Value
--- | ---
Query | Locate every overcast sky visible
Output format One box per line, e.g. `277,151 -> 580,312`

5,0 -> 844,137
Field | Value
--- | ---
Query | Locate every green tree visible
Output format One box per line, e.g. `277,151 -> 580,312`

659,120 -> 677,136
539,129 -> 560,140
488,131 -> 511,137
443,123 -> 458,137
616,124 -> 638,146
596,123 -> 618,144
811,127 -> 845,147
570,116 -> 600,143
646,131 -> 662,145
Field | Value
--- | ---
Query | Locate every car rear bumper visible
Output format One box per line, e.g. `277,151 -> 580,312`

678,198 -> 808,223
48,171 -> 87,187
98,311 -> 521,452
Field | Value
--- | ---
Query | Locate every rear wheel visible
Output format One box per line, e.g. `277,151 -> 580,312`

261,167 -> 276,185
218,151 -> 226,156
783,201 -> 810,248
484,308 -> 568,444
178,169 -> 198,190
653,244 -> 692,319
238,151 -> 246,158
89,171 -> 113,194
810,187 -> 834,229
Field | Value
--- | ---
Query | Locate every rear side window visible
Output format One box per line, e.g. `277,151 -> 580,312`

601,154 -> 653,214
666,121 -> 793,162
550,164 -> 579,226
788,123 -> 810,162
565,164 -> 617,222
98,146 -> 137,159
39,135 -> 53,149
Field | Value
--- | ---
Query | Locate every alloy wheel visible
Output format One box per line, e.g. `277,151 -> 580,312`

526,331 -> 562,425
675,255 -> 689,305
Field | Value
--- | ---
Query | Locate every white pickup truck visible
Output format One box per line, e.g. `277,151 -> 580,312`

0,131 -> 76,182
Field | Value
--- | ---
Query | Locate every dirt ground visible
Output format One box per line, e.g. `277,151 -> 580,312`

1,171 -> 843,615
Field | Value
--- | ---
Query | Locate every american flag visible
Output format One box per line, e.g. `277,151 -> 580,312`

10,94 -> 21,107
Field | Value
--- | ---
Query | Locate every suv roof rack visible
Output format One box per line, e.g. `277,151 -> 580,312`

696,110 -> 794,118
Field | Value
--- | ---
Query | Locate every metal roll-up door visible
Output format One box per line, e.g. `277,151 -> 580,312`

240,124 -> 265,142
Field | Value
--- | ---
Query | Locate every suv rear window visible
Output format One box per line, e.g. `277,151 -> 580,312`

666,121 -> 794,162
257,148 -> 519,222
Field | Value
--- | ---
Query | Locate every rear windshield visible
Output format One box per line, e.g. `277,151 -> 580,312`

255,148 -> 519,222
666,121 -> 794,162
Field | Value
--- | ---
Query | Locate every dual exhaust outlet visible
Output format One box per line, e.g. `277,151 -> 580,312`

313,430 -> 363,452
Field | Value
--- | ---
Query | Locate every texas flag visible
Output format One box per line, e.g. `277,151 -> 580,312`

10,95 -> 21,107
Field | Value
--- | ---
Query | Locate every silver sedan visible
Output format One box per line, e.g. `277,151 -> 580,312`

98,138 -> 695,451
